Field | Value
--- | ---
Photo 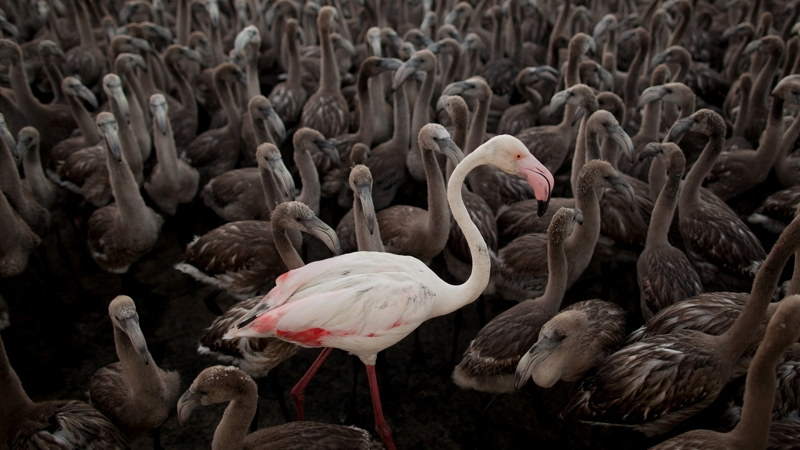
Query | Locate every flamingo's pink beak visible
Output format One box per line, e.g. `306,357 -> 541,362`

518,155 -> 554,217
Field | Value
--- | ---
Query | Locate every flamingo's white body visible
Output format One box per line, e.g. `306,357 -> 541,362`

226,131 -> 554,450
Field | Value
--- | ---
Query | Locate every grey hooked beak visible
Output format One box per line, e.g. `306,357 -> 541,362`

444,9 -> 460,24
379,58 -> 403,71
119,3 -> 136,23
147,24 -> 174,42
638,142 -> 663,161
721,23 -> 749,40
336,36 -> 356,56
534,66 -> 559,83
570,108 -> 586,127
667,117 -> 695,141
618,29 -> 635,44
435,95 -> 450,114
14,136 -> 30,162
572,208 -> 584,225
434,137 -> 465,167
234,27 -> 258,56
367,28 -> 382,56
180,47 -> 204,64
177,389 -> 203,426
609,176 -> 636,211
514,335 -> 562,390
586,36 -> 597,55
102,123 -> 123,162
392,57 -> 422,90
262,107 -> 286,142
650,51 -> 670,68
315,139 -> 340,167
743,39 -> 764,56
109,87 -> 131,124
153,103 -> 168,135
356,183 -> 376,235
549,90 -> 570,117
118,314 -> 150,365
637,86 -> 667,108
596,67 -> 613,88
268,157 -> 296,201
302,216 -> 343,256
592,16 -> 615,43
129,37 -> 152,53
208,0 -> 220,28
234,70 -> 248,86
607,124 -> 634,162
442,81 -> 470,97
125,53 -> 148,72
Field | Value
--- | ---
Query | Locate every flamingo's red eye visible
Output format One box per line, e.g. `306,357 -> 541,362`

516,154 -> 521,159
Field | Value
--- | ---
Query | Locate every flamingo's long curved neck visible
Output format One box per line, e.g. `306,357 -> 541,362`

432,148 -> 492,317
720,217 -> 800,363
0,335 -> 33,434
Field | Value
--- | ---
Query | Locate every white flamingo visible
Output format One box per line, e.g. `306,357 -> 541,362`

225,126 -> 554,450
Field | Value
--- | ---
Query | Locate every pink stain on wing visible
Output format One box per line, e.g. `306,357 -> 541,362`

276,328 -> 332,346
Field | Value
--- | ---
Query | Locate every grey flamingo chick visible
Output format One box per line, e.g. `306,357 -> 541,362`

0,38 -> 75,152
56,74 -> 144,207
197,202 -> 342,376
88,295 -> 180,446
636,143 -> 702,320
144,94 -> 199,216
177,366 -> 384,450
563,208 -> 800,436
0,333 -> 127,449
515,299 -> 626,389
299,6 -> 349,139
196,201 -> 342,423
0,183 -> 40,278
453,208 -> 583,393
48,76 -> 101,166
87,112 -> 163,274
493,159 -> 635,301
177,144 -> 339,299
0,117 -> 50,238
181,63 -> 247,185
17,127 -> 59,211
649,296 -> 800,450
704,76 -> 795,201
669,109 -> 766,292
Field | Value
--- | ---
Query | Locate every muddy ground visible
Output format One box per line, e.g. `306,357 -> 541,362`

0,172 -> 787,449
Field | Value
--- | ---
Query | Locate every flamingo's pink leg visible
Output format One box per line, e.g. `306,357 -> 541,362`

291,347 -> 332,421
366,364 -> 396,450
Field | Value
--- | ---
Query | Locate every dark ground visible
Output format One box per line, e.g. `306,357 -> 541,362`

0,169 -> 789,449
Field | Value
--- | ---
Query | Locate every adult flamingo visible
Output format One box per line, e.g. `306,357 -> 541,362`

225,133 -> 554,450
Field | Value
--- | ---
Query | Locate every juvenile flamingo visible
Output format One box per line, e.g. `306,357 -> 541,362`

225,133 -> 554,450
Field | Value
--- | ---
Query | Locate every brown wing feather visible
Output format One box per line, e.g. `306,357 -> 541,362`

198,296 -> 301,377
681,205 -> 766,279
496,198 -> 575,243
637,247 -> 703,318
494,233 -> 549,298
247,421 -> 384,450
201,168 -> 267,222
622,293 -> 753,347
12,400 -> 127,450
300,92 -> 349,139
457,300 -> 553,378
184,221 -> 283,276
565,332 -> 726,432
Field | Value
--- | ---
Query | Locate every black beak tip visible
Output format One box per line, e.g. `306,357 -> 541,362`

537,199 -> 549,218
